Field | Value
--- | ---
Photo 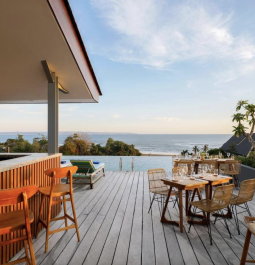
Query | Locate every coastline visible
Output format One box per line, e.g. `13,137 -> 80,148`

141,151 -> 178,156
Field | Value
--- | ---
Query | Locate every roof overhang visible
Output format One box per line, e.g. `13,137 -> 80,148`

0,0 -> 102,104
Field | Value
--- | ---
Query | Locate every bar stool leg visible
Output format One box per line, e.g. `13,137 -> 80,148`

70,193 -> 80,242
63,195 -> 68,227
27,234 -> 36,265
45,196 -> 53,253
24,240 -> 31,264
36,194 -> 45,238
240,229 -> 252,265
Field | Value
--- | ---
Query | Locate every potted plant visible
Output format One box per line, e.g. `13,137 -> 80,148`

200,151 -> 206,160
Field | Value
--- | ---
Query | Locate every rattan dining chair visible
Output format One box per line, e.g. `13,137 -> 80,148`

36,166 -> 80,253
230,179 -> 255,235
148,168 -> 178,213
240,216 -> 255,265
220,160 -> 241,187
188,184 -> 234,245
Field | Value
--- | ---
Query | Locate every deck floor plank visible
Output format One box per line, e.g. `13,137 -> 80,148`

111,172 -> 139,265
9,171 -> 255,265
127,172 -> 144,265
142,172 -> 156,265
53,171 -> 125,265
83,172 -> 134,265
69,172 -> 130,265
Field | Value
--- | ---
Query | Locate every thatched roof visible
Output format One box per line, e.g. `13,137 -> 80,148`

221,134 -> 255,156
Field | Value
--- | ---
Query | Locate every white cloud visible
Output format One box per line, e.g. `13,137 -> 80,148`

112,114 -> 121,119
156,117 -> 180,122
90,0 -> 255,80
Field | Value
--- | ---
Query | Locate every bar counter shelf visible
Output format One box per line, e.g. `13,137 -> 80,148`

0,153 -> 62,265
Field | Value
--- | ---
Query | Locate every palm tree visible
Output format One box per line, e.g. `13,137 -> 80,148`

192,146 -> 199,155
203,144 -> 209,152
181,150 -> 188,156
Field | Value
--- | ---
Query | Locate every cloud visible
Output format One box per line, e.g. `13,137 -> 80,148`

112,114 -> 121,119
90,0 -> 255,80
156,117 -> 180,122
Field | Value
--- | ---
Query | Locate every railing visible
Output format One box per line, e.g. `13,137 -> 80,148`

119,157 -> 134,171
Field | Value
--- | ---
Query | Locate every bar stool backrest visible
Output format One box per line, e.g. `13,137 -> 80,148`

210,184 -> 234,212
237,179 -> 255,204
0,185 -> 38,206
45,166 -> 78,193
148,168 -> 167,192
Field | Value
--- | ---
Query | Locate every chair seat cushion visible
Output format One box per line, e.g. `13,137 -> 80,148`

151,187 -> 178,196
39,184 -> 71,196
73,163 -> 105,177
189,199 -> 227,212
0,210 -> 34,235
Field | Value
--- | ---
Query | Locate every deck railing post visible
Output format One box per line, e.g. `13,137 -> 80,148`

119,157 -> 122,171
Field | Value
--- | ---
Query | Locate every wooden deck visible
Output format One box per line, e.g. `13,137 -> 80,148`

11,171 -> 255,265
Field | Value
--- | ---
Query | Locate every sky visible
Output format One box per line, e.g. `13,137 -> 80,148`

1,0 -> 255,134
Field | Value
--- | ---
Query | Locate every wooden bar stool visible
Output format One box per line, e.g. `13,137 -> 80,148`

0,185 -> 38,265
36,166 -> 80,252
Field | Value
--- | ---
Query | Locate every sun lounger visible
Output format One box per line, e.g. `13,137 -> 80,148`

70,160 -> 105,189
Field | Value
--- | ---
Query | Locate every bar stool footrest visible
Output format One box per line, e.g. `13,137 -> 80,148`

48,225 -> 76,235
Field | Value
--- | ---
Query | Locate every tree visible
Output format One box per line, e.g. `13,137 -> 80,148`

60,133 -> 91,155
192,146 -> 199,155
181,150 -> 188,156
203,144 -> 209,152
232,100 -> 255,156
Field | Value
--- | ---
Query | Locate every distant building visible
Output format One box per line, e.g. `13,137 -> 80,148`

221,134 -> 255,156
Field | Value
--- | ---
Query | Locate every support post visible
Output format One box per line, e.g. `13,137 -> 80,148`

48,73 -> 59,154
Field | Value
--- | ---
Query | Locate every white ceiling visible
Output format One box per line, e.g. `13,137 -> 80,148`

0,0 -> 99,103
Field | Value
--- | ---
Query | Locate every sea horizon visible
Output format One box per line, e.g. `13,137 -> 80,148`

0,132 -> 232,155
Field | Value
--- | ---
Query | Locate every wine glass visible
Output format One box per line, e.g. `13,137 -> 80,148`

172,171 -> 178,181
178,168 -> 184,182
206,152 -> 209,159
227,152 -> 230,159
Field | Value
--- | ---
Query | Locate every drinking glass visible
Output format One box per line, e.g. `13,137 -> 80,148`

172,172 -> 178,181
206,153 -> 209,159
214,169 -> 218,175
219,152 -> 222,159
179,168 -> 184,181
227,153 -> 230,159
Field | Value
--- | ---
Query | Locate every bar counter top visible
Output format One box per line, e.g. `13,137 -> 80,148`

0,153 -> 61,173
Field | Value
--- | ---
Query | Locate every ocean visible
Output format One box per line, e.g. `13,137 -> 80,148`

0,132 -> 231,154
0,132 -> 231,171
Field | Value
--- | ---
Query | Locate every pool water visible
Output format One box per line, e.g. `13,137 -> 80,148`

62,155 -> 173,172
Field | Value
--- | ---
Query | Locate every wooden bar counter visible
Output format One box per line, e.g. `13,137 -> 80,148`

0,153 -> 62,264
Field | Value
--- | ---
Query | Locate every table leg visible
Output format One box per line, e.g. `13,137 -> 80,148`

194,163 -> 199,174
161,187 -> 180,228
179,189 -> 183,233
188,164 -> 192,175
185,190 -> 189,216
240,229 -> 252,265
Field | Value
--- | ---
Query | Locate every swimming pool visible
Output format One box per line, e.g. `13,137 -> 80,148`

62,155 -> 173,172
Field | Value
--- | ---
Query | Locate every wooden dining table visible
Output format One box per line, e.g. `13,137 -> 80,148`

161,174 -> 232,232
161,178 -> 208,233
